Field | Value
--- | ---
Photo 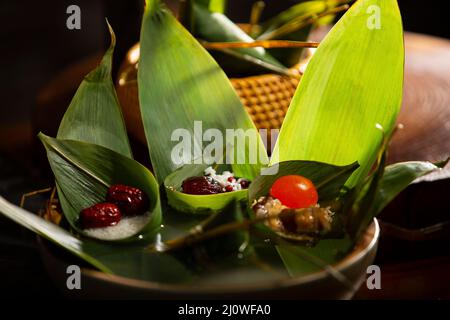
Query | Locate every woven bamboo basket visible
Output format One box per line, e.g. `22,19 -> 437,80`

116,43 -> 310,145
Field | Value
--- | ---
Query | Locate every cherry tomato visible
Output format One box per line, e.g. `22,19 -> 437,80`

269,175 -> 318,209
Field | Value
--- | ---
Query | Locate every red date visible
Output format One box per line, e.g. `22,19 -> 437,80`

80,203 -> 121,229
106,184 -> 149,216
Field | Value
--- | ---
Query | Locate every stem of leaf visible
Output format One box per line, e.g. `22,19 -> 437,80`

259,4 -> 349,41
249,1 -> 266,35
202,40 -> 320,49
150,208 -> 320,253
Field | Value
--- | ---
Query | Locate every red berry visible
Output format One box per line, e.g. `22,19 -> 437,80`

182,177 -> 223,195
227,177 -> 235,182
80,203 -> 121,229
225,185 -> 234,192
239,179 -> 250,189
270,175 -> 318,209
106,184 -> 149,216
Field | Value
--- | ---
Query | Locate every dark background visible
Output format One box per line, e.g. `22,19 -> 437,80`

0,0 -> 448,133
0,1 -> 448,297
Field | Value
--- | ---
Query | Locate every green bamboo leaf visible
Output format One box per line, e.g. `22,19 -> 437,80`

158,205 -> 207,241
248,160 -> 359,205
258,1 -> 341,67
0,196 -> 191,283
164,163 -> 247,214
351,160 -> 447,238
373,160 -> 449,214
54,23 -> 136,240
194,0 -> 227,13
57,22 -> 131,158
38,133 -> 162,242
249,217 -> 353,281
160,201 -> 249,256
159,203 -> 290,286
259,1 -> 349,36
347,142 -> 387,238
276,235 -> 353,277
260,1 -> 330,34
138,0 -> 268,184
271,0 -> 404,188
190,3 -> 289,76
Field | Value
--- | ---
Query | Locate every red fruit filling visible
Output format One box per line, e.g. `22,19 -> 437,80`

182,176 -> 223,195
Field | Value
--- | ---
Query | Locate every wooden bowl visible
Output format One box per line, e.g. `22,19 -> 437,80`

38,220 -> 379,299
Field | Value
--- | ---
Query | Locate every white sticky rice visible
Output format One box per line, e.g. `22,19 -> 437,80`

84,213 -> 150,240
204,166 -> 245,191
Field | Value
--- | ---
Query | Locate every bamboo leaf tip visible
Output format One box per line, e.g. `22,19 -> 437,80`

145,0 -> 160,14
105,18 -> 116,50
37,131 -> 47,141
435,157 -> 450,169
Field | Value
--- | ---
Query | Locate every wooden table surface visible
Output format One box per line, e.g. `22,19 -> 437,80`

0,32 -> 449,299
390,33 -> 450,167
